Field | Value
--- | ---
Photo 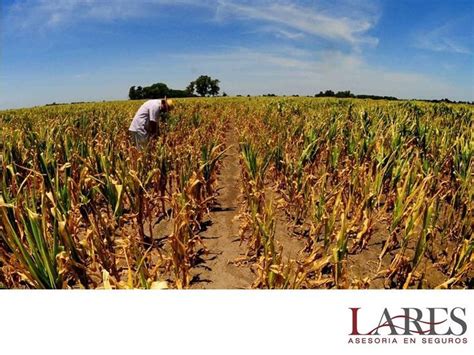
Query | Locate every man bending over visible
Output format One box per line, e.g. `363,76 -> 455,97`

129,98 -> 173,148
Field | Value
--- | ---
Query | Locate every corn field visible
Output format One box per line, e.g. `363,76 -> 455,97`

0,98 -> 472,289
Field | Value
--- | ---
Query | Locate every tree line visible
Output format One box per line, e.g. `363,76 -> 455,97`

314,90 -> 398,101
129,75 -> 220,100
314,90 -> 472,104
128,79 -> 472,105
129,83 -> 190,100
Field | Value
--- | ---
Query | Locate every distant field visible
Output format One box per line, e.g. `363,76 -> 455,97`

0,97 -> 472,289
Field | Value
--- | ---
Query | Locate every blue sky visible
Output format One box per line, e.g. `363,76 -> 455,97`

1,0 -> 473,109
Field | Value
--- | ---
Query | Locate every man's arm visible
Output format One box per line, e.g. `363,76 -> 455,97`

147,104 -> 160,138
148,121 -> 158,138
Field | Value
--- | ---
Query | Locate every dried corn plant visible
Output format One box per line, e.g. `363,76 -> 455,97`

0,98 -> 472,289
234,98 -> 472,289
0,100 -> 227,288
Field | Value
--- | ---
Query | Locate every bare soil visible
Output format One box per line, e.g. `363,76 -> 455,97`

189,129 -> 254,288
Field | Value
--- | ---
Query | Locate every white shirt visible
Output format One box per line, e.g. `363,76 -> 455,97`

129,99 -> 163,136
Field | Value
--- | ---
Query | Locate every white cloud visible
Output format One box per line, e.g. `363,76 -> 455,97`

414,20 -> 472,55
255,26 -> 305,40
6,0 -> 379,48
5,0 -> 212,30
416,37 -> 471,55
216,0 -> 379,47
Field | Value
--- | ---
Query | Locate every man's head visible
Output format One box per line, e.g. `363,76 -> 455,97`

161,98 -> 174,113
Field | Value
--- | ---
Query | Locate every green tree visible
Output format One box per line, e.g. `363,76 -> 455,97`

129,86 -> 137,100
209,79 -> 220,96
135,86 -> 143,99
129,82 -> 194,99
168,89 -> 192,98
187,75 -> 220,97
186,82 -> 195,96
144,83 -> 169,98
195,75 -> 211,96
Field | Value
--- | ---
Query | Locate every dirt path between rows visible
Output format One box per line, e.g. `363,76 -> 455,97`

190,128 -> 255,289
